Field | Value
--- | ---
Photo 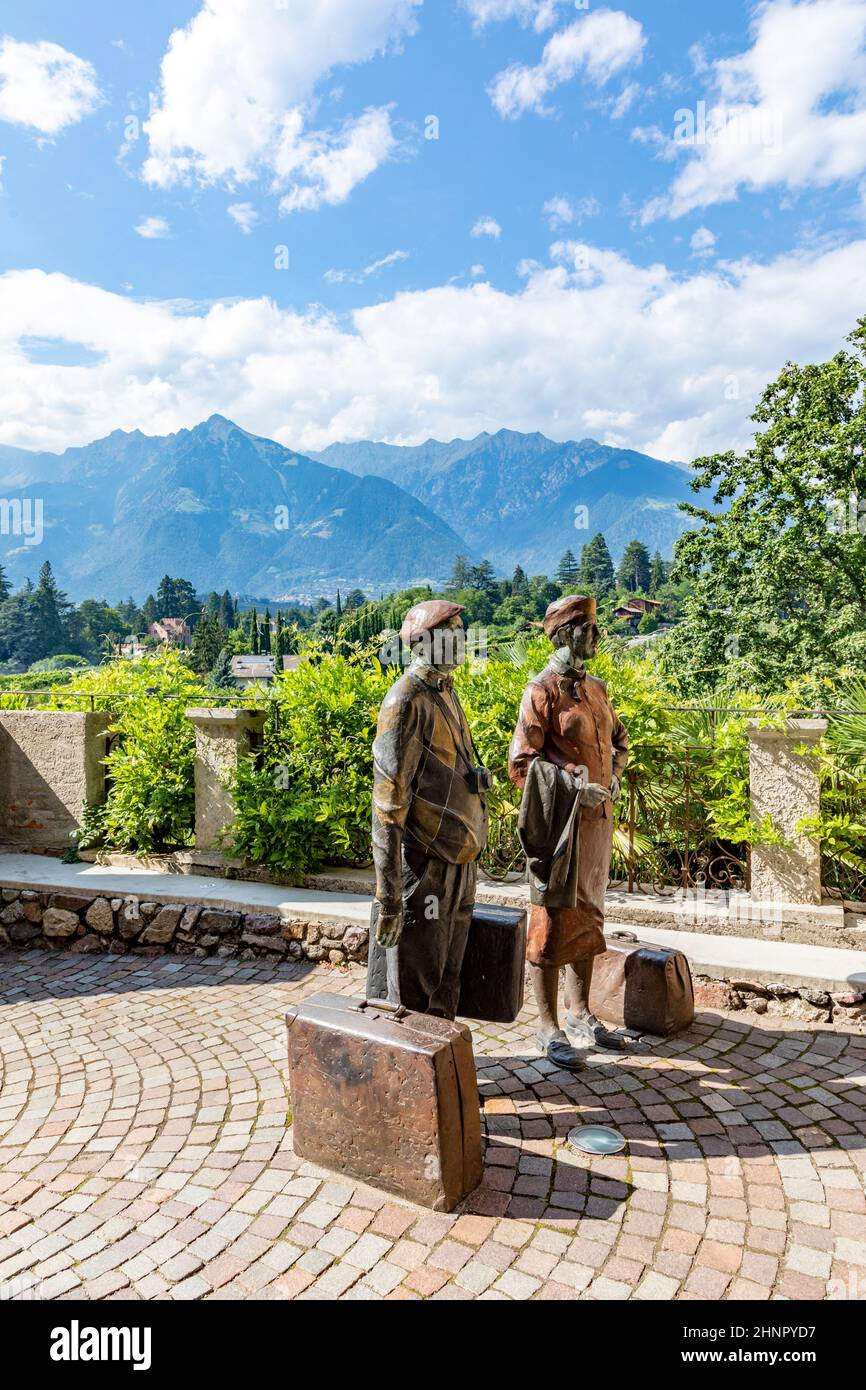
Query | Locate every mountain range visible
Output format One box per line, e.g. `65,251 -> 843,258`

0,418 -> 706,601
311,430 -> 704,576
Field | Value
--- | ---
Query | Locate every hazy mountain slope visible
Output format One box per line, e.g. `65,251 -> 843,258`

0,417 -> 473,600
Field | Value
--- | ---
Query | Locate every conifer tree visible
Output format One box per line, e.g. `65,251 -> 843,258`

260,610 -> 272,654
617,540 -> 652,593
556,549 -> 581,589
579,534 -> 615,596
510,565 -> 528,597
649,550 -> 667,594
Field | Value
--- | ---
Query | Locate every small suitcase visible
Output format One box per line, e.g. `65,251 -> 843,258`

589,930 -> 695,1036
366,902 -> 527,1024
457,904 -> 527,1024
286,992 -> 482,1211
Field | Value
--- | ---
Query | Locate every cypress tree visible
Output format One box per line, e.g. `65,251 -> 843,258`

260,610 -> 272,654
249,607 -> 259,655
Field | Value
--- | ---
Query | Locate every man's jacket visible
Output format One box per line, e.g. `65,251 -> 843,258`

372,665 -> 488,915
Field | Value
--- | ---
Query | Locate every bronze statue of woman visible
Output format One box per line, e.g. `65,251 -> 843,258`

508,595 -> 629,1069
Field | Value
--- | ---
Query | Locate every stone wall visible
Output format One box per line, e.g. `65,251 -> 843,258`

0,885 -> 369,966
0,710 -> 109,850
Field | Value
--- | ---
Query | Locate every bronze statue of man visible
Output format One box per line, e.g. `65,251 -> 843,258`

367,599 -> 489,1019
508,594 -> 628,1069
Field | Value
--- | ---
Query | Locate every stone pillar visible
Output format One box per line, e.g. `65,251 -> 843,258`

186,708 -> 266,850
0,710 -> 110,851
747,719 -> 827,904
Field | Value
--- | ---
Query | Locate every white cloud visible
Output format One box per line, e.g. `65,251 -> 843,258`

276,106 -> 396,213
641,0 -> 866,221
463,0 -> 562,31
325,248 -> 409,284
227,202 -> 258,234
489,9 -> 646,118
472,215 -> 502,238
2,239 -> 865,463
543,194 -> 600,228
690,226 -> 717,256
142,0 -> 419,214
0,38 -> 101,135
134,216 -> 171,239
470,263 -> 485,276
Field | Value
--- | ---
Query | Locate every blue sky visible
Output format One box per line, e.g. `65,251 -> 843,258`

0,0 -> 865,460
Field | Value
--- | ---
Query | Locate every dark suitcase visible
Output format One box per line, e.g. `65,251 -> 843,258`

286,992 -> 482,1211
366,902 -> 527,1024
589,930 -> 695,1036
457,904 -> 526,1024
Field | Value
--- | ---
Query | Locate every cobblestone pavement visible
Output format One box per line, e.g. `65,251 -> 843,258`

0,951 -> 865,1302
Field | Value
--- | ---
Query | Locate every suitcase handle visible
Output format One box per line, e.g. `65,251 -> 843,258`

359,997 -> 409,1020
608,930 -> 637,942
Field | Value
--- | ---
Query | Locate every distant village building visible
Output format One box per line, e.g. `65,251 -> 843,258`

149,618 -> 191,648
230,655 -> 276,688
612,597 -> 662,632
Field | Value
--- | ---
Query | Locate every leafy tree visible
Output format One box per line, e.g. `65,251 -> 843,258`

0,590 -> 41,666
617,540 -> 651,593
449,587 -> 493,625
665,319 -> 866,693
556,549 -> 581,589
142,595 -> 158,629
525,574 -> 558,613
579,534 -> 615,596
344,588 -> 366,611
0,563 -> 10,603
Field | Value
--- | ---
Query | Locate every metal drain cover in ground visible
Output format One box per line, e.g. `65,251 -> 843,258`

567,1124 -> 626,1155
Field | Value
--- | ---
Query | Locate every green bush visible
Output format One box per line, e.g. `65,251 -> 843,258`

69,651 -> 207,853
225,645 -> 389,875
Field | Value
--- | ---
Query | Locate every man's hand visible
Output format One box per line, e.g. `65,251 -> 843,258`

376,909 -> 403,948
610,773 -> 622,803
578,782 -> 611,809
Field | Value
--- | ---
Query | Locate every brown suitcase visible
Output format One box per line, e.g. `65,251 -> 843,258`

286,992 -> 482,1211
589,931 -> 695,1036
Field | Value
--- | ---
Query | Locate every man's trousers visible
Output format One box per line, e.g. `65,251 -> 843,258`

367,843 -> 477,1020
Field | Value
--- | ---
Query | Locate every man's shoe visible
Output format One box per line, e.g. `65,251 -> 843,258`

565,1013 -> 627,1051
536,1029 -> 584,1071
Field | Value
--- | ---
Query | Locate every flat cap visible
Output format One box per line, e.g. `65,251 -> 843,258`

537,594 -> 597,639
399,599 -> 465,644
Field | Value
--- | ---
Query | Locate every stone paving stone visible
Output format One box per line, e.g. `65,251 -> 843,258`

0,950 -> 864,1301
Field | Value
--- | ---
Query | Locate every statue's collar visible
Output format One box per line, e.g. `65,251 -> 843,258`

548,651 -> 587,698
409,657 -> 455,692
